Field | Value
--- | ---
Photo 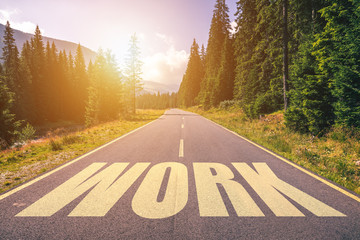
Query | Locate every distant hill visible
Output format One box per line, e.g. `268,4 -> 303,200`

140,81 -> 179,95
0,23 -> 180,94
0,23 -> 96,64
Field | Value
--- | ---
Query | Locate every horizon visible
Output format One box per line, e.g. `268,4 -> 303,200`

0,0 -> 237,86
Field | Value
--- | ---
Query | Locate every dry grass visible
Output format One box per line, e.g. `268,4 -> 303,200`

188,106 -> 360,194
0,109 -> 164,193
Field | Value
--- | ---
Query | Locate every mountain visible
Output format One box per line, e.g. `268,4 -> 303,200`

0,24 -> 180,94
0,23 -> 96,64
140,81 -> 179,95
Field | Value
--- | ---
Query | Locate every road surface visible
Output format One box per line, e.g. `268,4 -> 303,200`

1,109 -> 359,239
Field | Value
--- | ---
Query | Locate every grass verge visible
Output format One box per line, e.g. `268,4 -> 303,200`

187,106 -> 360,195
0,109 -> 164,194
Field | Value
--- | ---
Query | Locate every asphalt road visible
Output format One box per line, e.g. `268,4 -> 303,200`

1,109 -> 359,239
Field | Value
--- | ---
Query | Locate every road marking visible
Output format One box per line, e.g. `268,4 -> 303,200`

193,162 -> 264,217
132,162 -> 188,219
16,163 -> 150,217
181,124 -> 184,128
16,162 -> 344,218
0,118 -> 160,201
203,117 -> 360,203
179,139 -> 184,157
233,163 -> 345,217
182,117 -> 184,120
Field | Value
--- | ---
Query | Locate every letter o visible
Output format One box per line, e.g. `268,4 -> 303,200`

132,162 -> 188,219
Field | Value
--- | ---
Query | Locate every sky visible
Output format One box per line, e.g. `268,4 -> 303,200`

0,0 -> 237,86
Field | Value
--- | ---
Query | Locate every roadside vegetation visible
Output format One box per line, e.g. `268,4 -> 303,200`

0,109 -> 164,193
188,105 -> 360,195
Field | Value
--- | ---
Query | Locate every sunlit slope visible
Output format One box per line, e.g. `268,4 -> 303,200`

0,23 -> 96,64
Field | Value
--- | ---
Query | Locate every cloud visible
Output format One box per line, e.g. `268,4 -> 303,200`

143,45 -> 189,85
0,8 -> 44,34
155,33 -> 174,46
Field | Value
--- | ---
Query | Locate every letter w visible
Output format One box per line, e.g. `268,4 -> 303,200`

16,162 -> 150,217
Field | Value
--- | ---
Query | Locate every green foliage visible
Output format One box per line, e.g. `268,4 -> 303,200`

315,0 -> 360,128
214,37 -> 235,105
301,148 -> 320,165
16,123 -> 36,144
178,39 -> 204,107
62,135 -> 82,145
286,0 -> 360,134
73,43 -> 89,122
286,36 -> 335,135
198,0 -> 231,109
233,0 -> 283,118
252,91 -> 282,118
85,50 -> 124,127
0,77 -> 20,148
267,135 -> 292,153
49,139 -> 63,151
29,25 -> 46,123
137,92 -> 177,109
219,100 -> 239,110
1,21 -> 17,92
125,33 -> 143,114
85,65 -> 99,127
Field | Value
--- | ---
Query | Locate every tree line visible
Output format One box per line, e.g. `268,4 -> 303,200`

178,0 -> 360,135
0,21 -> 142,148
136,92 -> 177,109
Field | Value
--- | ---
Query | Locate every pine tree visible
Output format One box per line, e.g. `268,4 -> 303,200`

285,0 -> 332,135
73,44 -> 88,122
67,51 -> 77,121
198,0 -> 231,109
44,41 -> 57,121
214,36 -> 235,105
50,42 -> 62,120
125,33 -> 143,114
101,50 -> 123,120
178,39 -> 204,107
85,60 -> 99,127
86,50 -> 123,125
1,21 -> 17,90
315,0 -> 360,128
0,77 -> 20,148
29,25 -> 46,123
233,0 -> 283,117
59,50 -> 74,120
17,42 -> 34,122
200,44 -> 206,67
1,21 -> 24,119
285,36 -> 334,134
233,0 -> 258,110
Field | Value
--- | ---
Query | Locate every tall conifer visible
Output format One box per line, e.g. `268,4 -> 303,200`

178,39 -> 204,107
30,25 -> 46,123
125,34 -> 143,114
198,0 -> 231,109
74,44 -> 88,122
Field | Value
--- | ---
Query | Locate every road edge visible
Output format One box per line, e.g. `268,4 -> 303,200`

0,117 -> 161,201
200,114 -> 360,203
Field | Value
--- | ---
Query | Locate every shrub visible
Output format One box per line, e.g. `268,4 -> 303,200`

49,139 -> 63,151
62,135 -> 82,145
17,123 -> 36,143
219,100 -> 239,110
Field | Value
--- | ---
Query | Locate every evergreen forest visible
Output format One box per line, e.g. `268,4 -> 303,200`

1,0 -> 360,148
0,22 -> 143,148
178,0 -> 360,136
